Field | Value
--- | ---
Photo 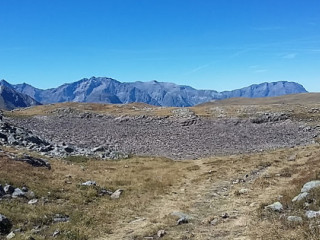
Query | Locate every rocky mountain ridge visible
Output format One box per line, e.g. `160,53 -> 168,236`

2,77 -> 308,107
0,80 -> 41,110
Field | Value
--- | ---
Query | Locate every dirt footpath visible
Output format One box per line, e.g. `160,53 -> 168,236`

97,145 -> 320,240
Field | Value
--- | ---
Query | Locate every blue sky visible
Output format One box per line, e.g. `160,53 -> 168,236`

0,0 -> 319,92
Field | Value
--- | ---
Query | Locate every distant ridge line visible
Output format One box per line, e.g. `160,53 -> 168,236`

1,78 -> 308,107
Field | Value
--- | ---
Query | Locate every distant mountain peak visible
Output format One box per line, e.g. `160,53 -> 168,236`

0,79 -> 12,88
0,83 -> 41,110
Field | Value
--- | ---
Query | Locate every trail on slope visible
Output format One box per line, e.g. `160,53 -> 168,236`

98,145 -> 316,240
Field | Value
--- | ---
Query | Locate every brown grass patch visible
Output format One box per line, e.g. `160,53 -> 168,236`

0,153 -> 191,239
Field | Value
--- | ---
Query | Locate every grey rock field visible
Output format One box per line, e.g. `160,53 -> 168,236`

8,109 -> 318,160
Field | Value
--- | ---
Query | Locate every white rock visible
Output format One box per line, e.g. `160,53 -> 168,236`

292,192 -> 309,202
210,218 -> 218,225
157,229 -> 166,238
306,210 -> 320,219
288,154 -> 296,161
11,188 -> 25,198
301,180 -> 320,193
287,216 -> 303,222
6,232 -> 15,239
81,181 -> 96,186
53,230 -> 60,237
28,199 -> 38,205
110,189 -> 123,199
265,202 -> 283,212
238,188 -> 249,194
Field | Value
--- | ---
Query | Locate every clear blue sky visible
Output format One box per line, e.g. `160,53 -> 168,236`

0,0 -> 319,92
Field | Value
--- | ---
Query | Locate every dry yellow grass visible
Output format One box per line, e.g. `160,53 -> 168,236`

3,96 -> 320,239
2,144 -> 320,239
0,152 -> 196,239
5,102 -> 176,118
197,93 -> 320,106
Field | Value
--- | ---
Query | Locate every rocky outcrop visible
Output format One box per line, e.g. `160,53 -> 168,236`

0,113 -> 128,160
0,184 -> 35,200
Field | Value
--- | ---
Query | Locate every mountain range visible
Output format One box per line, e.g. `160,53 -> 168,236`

0,77 -> 308,109
0,83 -> 41,110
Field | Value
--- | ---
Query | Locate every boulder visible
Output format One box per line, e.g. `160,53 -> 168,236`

64,146 -> 74,153
171,211 -> 191,225
177,217 -> 188,225
39,145 -> 54,152
25,191 -> 35,199
292,192 -> 309,202
301,180 -> 320,193
288,154 -> 296,161
110,189 -> 123,199
0,214 -> 12,235
287,216 -> 303,223
12,188 -> 26,198
81,181 -> 96,186
92,146 -> 106,152
3,185 -> 14,195
265,202 -> 283,212
238,188 -> 249,194
99,189 -> 113,196
306,210 -> 320,219
6,232 -> 15,239
157,230 -> 166,238
7,135 -> 19,145
210,218 -> 219,225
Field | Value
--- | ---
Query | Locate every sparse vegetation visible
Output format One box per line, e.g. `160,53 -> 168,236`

1,98 -> 320,239
0,154 -> 191,239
